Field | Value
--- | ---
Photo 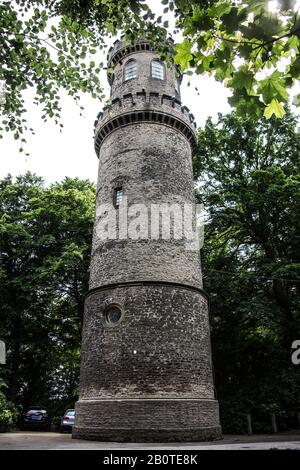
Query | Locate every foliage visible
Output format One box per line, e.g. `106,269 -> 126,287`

219,401 -> 249,434
0,379 -> 19,427
2,1 -> 300,150
195,111 -> 300,430
51,415 -> 62,426
170,0 -> 300,119
0,0 -> 151,151
0,173 -> 95,410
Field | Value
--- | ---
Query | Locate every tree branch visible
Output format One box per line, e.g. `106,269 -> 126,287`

212,26 -> 300,51
0,28 -> 77,64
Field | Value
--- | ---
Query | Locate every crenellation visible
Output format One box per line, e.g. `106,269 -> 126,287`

123,93 -> 134,107
161,94 -> 173,107
172,98 -> 182,111
149,92 -> 159,106
136,91 -> 147,107
111,97 -> 121,107
94,91 -> 197,144
181,105 -> 190,118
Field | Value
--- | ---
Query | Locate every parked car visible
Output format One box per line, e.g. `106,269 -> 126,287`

21,406 -> 51,431
60,409 -> 75,433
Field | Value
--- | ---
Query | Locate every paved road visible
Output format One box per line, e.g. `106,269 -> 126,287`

0,432 -> 300,450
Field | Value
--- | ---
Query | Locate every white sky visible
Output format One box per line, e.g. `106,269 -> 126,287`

0,1 -> 236,184
0,74 -> 231,185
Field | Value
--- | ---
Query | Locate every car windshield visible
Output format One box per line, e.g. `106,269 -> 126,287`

66,410 -> 75,417
27,408 -> 47,413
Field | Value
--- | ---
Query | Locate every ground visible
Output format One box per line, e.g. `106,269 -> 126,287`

0,431 -> 300,450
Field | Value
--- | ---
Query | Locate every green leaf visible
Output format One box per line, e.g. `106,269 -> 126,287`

174,39 -> 193,71
258,72 -> 289,103
208,2 -> 231,18
286,34 -> 299,53
229,67 -> 254,93
221,7 -> 247,34
246,0 -> 268,14
264,99 -> 286,119
289,55 -> 300,78
189,7 -> 214,33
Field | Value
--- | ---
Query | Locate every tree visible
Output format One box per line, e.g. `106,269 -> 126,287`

170,0 -> 300,119
194,111 -> 300,431
0,0 -> 152,151
0,378 -> 19,430
0,173 -> 95,411
3,2 -> 300,152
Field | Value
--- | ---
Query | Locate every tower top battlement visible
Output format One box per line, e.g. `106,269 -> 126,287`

107,37 -> 175,66
94,37 -> 196,157
94,91 -> 197,157
107,38 -> 155,67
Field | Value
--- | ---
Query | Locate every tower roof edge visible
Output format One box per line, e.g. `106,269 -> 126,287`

106,36 -> 175,69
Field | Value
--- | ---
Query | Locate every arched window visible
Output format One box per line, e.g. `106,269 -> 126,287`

124,59 -> 137,81
151,60 -> 165,80
114,187 -> 123,208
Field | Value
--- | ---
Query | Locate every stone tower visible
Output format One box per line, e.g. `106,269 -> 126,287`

73,38 -> 221,441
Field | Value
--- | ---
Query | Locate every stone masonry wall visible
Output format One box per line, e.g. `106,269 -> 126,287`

89,123 -> 202,290
79,283 -> 214,399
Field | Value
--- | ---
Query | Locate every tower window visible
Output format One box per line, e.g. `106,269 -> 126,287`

114,187 -> 123,207
151,60 -> 165,80
124,60 -> 137,81
105,305 -> 122,326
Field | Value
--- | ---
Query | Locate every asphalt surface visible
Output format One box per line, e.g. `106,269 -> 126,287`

0,431 -> 300,450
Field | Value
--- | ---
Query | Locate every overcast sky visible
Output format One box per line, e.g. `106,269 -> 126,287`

0,73 -> 231,185
0,2 -> 235,184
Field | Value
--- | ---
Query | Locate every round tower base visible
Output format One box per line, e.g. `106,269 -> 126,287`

72,398 -> 222,442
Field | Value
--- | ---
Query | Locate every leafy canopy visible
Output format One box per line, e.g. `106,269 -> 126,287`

1,0 -> 300,150
195,111 -> 300,427
0,0 -> 152,152
170,0 -> 300,119
0,173 -> 95,407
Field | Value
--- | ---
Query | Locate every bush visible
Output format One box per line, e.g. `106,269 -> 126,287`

219,401 -> 249,434
52,416 -> 62,427
0,380 -> 19,430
